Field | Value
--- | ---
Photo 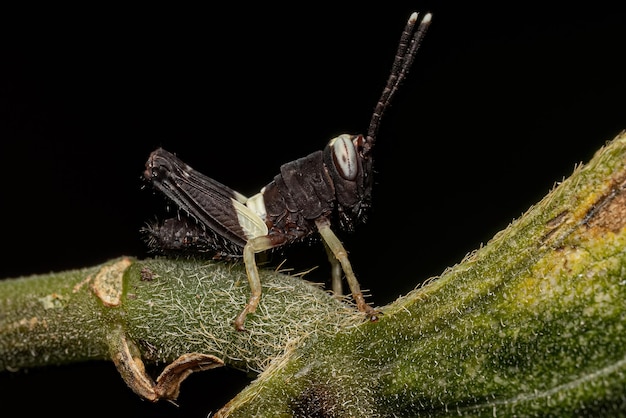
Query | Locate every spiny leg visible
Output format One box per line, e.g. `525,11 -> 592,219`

236,235 -> 276,331
315,218 -> 378,319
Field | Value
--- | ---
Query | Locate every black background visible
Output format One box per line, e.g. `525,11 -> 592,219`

1,2 -> 625,417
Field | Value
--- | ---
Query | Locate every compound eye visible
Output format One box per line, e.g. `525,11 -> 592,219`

330,134 -> 358,180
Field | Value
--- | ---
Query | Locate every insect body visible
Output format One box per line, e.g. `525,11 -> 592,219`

144,12 -> 432,331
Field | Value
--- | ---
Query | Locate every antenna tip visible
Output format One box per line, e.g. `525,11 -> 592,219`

408,11 -> 432,25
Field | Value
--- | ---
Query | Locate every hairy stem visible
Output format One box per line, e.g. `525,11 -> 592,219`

0,257 -> 352,375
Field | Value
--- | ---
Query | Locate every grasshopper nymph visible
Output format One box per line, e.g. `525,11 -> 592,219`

144,12 -> 432,331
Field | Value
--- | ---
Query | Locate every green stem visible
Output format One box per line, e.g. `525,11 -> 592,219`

0,257 -> 350,375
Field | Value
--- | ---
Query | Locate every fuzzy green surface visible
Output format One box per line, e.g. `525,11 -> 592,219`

122,258 -> 355,372
0,264 -> 114,370
0,257 -> 352,375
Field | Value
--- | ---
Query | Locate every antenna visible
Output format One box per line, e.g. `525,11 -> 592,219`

366,12 -> 432,149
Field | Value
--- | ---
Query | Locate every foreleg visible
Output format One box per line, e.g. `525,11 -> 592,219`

315,218 -> 378,319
